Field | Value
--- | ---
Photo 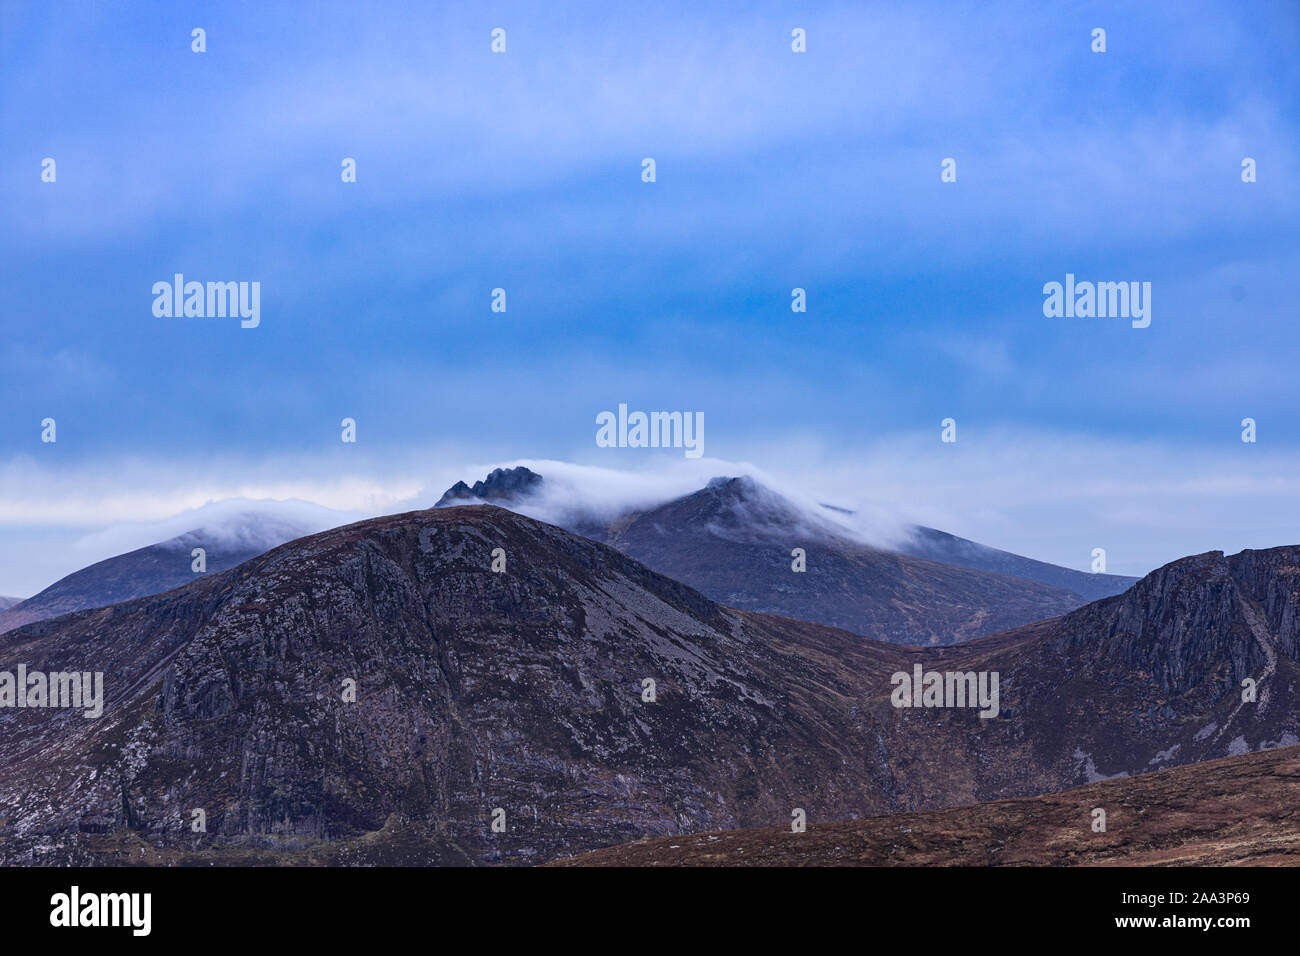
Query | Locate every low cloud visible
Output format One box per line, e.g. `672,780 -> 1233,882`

2,430 -> 1299,594
422,458 -> 917,549
71,497 -> 361,562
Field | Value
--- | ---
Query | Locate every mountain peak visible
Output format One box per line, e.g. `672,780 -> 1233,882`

434,466 -> 544,508
704,475 -> 762,497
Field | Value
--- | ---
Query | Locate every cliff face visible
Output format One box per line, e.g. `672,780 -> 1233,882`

0,506 -> 1296,866
1035,546 -> 1300,738
957,547 -> 1300,802
1048,550 -> 1284,696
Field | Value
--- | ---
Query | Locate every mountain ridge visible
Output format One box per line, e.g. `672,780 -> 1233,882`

434,468 -> 1137,645
0,466 -> 1137,641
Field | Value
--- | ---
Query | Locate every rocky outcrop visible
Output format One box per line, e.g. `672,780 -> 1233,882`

434,467 -> 543,508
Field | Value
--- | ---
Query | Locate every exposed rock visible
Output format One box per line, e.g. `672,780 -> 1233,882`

434,467 -> 543,508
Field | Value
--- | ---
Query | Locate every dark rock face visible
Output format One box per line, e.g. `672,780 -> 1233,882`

0,532 -> 265,635
0,507 -> 1296,867
434,467 -> 543,508
597,477 -> 1091,645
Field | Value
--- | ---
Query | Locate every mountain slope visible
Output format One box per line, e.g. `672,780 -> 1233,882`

0,506 -> 1296,866
897,525 -> 1136,602
0,506 -> 905,864
0,512 -> 327,635
552,744 -> 1300,866
0,532 -> 264,635
595,476 -> 1090,645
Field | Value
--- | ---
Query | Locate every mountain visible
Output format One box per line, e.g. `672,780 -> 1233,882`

587,476 -> 1117,644
0,597 -> 22,612
896,525 -> 1135,602
2,504 -> 900,865
552,744 -> 1300,866
0,504 -> 1296,865
0,533 -> 263,635
436,470 -> 1125,645
0,514 -> 322,635
595,476 -> 1097,644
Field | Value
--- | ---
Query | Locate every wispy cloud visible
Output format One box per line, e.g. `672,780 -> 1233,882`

4,428 -> 1299,595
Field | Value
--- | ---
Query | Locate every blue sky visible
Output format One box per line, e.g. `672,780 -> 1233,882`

2,0 -> 1299,593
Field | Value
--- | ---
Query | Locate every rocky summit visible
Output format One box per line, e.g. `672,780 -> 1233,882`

0,505 -> 1296,866
434,466 -> 544,508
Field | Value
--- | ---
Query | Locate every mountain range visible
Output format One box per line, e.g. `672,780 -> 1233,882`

0,503 -> 1293,865
438,467 -> 1137,644
0,468 -> 1136,647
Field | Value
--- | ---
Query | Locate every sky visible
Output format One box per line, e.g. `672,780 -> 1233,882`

2,0 -> 1299,595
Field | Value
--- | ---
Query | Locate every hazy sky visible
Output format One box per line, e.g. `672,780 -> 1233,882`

2,0 -> 1299,594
